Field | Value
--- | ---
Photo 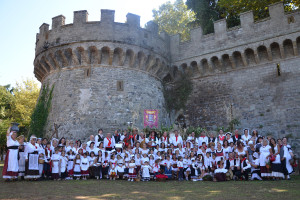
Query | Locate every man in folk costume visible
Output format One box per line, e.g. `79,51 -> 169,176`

232,129 -> 242,144
208,132 -> 217,147
218,130 -> 226,145
2,126 -> 20,181
104,133 -> 115,151
24,135 -> 40,180
132,129 -> 139,145
161,131 -> 169,147
95,129 -> 104,147
113,130 -> 121,144
197,132 -> 208,149
170,130 -> 183,148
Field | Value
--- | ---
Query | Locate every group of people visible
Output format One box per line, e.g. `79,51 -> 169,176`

2,126 -> 297,182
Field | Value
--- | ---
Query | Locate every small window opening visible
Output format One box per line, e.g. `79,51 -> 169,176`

277,63 -> 281,76
84,68 -> 91,78
288,16 -> 295,24
117,80 -> 124,91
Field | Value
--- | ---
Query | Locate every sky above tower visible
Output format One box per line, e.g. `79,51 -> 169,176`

0,0 -> 175,87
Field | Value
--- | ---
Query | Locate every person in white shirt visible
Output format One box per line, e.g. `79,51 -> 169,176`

104,133 -> 115,151
170,130 -> 183,147
86,135 -> 95,147
242,129 -> 251,143
197,132 -> 208,149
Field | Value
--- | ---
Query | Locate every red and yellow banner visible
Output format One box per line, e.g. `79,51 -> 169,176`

144,110 -> 158,128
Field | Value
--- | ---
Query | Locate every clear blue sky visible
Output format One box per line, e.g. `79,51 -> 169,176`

0,0 -> 174,87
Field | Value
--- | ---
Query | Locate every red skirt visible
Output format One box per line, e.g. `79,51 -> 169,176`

81,170 -> 89,176
2,150 -> 18,179
68,169 -> 74,176
128,173 -> 136,178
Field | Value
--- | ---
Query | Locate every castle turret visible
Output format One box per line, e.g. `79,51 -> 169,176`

34,10 -> 171,138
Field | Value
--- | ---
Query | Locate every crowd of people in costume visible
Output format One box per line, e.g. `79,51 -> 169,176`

2,126 -> 297,182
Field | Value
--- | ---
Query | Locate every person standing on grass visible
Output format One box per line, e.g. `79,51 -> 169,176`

24,135 -> 40,180
2,126 -> 19,181
280,137 -> 294,180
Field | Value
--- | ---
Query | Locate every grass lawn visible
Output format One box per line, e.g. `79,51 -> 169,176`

1,162 -> 299,200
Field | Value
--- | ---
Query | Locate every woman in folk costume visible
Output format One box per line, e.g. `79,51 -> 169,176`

23,136 -> 37,178
242,128 -> 252,144
2,126 -> 19,181
146,131 -> 160,149
24,135 -> 40,180
259,138 -> 272,179
17,135 -> 26,179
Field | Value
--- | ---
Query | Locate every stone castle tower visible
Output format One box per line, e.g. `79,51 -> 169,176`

34,2 -> 300,152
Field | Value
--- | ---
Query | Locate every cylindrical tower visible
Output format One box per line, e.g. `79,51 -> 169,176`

34,10 -> 171,139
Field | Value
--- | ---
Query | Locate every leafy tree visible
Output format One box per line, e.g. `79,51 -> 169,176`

10,79 -> 40,135
218,0 -> 300,22
187,0 -> 300,34
0,79 -> 40,155
186,0 -> 222,34
151,0 -> 196,41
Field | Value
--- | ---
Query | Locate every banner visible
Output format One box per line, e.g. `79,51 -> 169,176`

144,110 -> 158,128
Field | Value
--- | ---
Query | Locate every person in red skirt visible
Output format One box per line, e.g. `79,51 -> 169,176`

128,159 -> 136,181
80,153 -> 89,180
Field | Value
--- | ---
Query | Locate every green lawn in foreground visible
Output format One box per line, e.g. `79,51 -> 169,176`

1,163 -> 299,200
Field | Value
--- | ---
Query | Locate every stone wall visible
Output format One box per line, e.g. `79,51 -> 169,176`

186,56 -> 300,155
43,66 -> 169,139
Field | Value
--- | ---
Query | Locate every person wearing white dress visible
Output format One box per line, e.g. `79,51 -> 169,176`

24,135 -> 40,180
51,148 -> 61,180
259,139 -> 271,178
2,127 -> 19,180
141,161 -> 151,181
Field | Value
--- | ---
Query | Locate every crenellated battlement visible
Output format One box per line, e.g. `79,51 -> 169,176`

168,2 -> 300,79
35,9 -> 169,58
34,2 -> 300,82
34,9 -> 173,82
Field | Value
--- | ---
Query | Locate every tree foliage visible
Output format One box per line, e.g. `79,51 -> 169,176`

29,84 -> 54,138
0,79 -> 40,152
186,0 -> 222,34
187,0 -> 300,34
152,0 -> 196,41
218,0 -> 300,22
